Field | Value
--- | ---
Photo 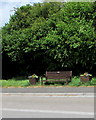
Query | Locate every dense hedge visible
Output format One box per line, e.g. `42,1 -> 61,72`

2,2 -> 96,79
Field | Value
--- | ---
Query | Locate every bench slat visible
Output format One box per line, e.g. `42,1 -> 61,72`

46,71 -> 72,76
47,76 -> 69,79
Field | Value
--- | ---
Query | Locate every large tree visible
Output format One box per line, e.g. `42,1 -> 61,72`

2,2 -> 96,78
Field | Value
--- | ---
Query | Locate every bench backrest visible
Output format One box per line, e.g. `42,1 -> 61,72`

46,71 -> 72,79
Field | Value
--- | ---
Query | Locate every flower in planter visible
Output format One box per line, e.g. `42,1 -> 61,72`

32,74 -> 38,78
28,74 -> 38,79
80,72 -> 92,76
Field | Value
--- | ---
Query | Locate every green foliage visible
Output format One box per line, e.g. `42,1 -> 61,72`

91,77 -> 96,85
68,76 -> 80,86
2,2 -> 96,78
1,76 -> 96,87
1,80 -> 30,87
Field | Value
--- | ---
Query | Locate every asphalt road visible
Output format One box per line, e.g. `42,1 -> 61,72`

1,94 -> 94,118
1,87 -> 94,93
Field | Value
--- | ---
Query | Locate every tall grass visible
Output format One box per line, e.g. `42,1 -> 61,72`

0,76 -> 96,87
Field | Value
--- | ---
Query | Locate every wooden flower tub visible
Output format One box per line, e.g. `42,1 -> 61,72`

80,76 -> 92,83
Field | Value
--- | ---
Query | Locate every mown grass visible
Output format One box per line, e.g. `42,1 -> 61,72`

0,76 -> 96,87
0,80 -> 30,87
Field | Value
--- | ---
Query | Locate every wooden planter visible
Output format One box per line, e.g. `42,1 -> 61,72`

80,76 -> 92,83
29,78 -> 37,85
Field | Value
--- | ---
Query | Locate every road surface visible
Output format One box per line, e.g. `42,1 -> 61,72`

2,87 -> 94,93
1,93 -> 94,118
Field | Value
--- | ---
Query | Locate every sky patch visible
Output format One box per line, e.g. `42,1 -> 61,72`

0,0 -> 41,27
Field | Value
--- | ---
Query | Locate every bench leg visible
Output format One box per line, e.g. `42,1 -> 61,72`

65,79 -> 68,85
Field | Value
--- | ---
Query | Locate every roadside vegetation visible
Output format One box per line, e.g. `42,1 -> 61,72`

2,2 -> 96,79
0,77 -> 96,87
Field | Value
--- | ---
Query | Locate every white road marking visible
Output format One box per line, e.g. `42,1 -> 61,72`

2,108 -> 94,116
1,93 -> 94,95
1,96 -> 94,97
1,93 -> 95,97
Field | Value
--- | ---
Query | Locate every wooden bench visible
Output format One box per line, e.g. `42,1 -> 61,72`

41,71 -> 72,85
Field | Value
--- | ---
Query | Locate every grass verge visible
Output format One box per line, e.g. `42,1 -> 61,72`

0,76 -> 96,87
